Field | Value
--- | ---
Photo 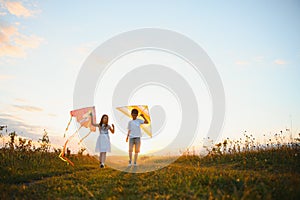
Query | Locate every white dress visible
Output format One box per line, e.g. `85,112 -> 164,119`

95,124 -> 111,153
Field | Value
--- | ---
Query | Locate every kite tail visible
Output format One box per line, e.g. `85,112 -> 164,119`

64,116 -> 73,138
78,131 -> 92,145
59,152 -> 74,166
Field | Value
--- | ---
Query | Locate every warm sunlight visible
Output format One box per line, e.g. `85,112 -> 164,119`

1,1 -> 299,198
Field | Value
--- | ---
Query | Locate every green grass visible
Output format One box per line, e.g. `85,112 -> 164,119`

0,147 -> 299,199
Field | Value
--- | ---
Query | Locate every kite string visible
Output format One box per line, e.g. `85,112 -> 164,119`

64,125 -> 82,152
64,116 -> 73,138
59,125 -> 83,166
78,131 -> 92,145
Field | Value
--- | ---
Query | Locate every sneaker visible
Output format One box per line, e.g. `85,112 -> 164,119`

128,160 -> 132,167
100,163 -> 105,168
134,162 -> 138,167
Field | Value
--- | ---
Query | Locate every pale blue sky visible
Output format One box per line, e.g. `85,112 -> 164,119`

0,1 -> 299,150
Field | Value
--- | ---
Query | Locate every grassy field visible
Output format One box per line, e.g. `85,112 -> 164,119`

0,146 -> 299,199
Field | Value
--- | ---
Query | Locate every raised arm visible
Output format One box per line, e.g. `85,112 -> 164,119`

90,113 -> 99,127
109,124 -> 115,134
140,114 -> 149,124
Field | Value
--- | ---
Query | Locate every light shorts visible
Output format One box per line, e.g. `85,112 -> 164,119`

129,137 -> 141,153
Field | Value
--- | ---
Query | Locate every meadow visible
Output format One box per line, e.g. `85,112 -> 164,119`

0,141 -> 299,199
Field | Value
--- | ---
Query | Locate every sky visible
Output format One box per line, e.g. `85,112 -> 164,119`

0,0 -> 299,154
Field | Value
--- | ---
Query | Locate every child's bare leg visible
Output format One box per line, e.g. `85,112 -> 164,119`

129,152 -> 132,162
99,153 -> 102,164
103,152 -> 106,164
134,153 -> 138,164
100,152 -> 105,164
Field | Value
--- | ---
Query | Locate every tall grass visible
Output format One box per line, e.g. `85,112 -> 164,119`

0,149 -> 98,184
0,133 -> 299,199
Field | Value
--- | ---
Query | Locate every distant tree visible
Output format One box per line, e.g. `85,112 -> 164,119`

25,140 -> 32,151
0,126 -> 7,148
16,137 -> 32,152
0,128 -> 3,148
37,129 -> 50,152
0,129 -> 3,138
16,137 -> 26,151
8,131 -> 17,150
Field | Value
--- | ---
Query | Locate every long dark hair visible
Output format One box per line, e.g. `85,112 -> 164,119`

99,114 -> 108,128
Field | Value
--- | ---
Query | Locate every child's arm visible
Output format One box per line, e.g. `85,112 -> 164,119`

89,113 -> 99,127
126,130 -> 130,142
109,124 -> 115,134
140,114 -> 149,124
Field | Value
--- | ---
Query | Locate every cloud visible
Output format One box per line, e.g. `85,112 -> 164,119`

0,114 -> 90,153
0,74 -> 15,81
235,57 -> 288,67
0,113 -> 23,121
12,105 -> 43,112
0,43 -> 26,58
48,113 -> 57,117
76,41 -> 98,56
0,114 -> 76,151
0,24 -> 17,43
274,59 -> 287,65
0,115 -> 44,141
254,56 -> 264,62
235,60 -> 250,66
0,24 -> 44,58
4,1 -> 34,18
14,98 -> 27,103
0,1 -> 43,58
14,34 -> 44,48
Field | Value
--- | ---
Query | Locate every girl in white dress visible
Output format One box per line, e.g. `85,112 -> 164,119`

91,114 -> 115,168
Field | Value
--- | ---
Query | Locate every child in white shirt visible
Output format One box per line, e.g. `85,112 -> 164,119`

126,109 -> 148,166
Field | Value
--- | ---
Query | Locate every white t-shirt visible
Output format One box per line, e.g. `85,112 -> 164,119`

127,119 -> 144,138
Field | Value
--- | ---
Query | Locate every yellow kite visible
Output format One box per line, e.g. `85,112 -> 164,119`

116,105 -> 152,138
